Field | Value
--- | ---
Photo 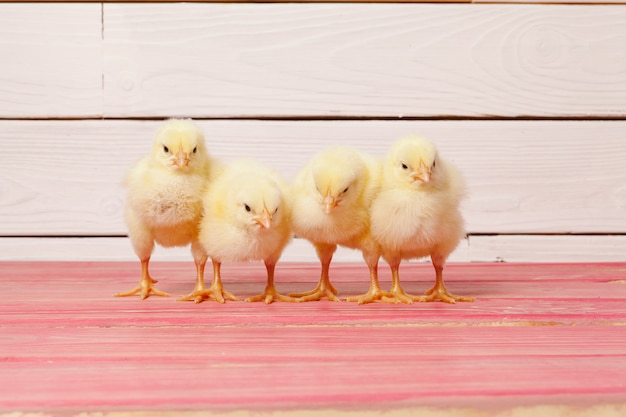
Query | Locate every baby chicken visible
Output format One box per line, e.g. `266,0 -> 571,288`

198,158 -> 296,304
370,135 -> 474,304
116,119 -> 218,300
290,146 -> 385,303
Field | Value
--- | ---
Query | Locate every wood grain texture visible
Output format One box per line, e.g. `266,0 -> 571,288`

478,0 -> 626,3
101,3 -> 626,118
3,235 -> 626,263
0,120 -> 624,237
0,236 -> 467,262
0,4 -> 102,118
469,235 -> 626,263
1,261 -> 626,415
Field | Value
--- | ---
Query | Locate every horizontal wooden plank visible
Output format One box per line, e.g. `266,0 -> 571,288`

1,262 -> 626,414
0,236 -> 469,263
2,263 -> 626,325
2,3 -> 624,119
3,235 -> 626,263
0,4 -> 102,118
478,0 -> 626,3
0,120 -> 624,236
4,0 -> 622,3
102,3 -> 626,118
469,235 -> 626,263
11,0 -> 472,2
7,407 -> 625,417
2,332 -> 625,407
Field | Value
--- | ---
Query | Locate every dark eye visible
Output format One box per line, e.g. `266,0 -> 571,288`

343,187 -> 349,194
432,160 -> 436,168
163,145 -> 169,153
401,163 -> 408,170
193,147 -> 197,154
274,207 -> 279,214
244,204 -> 251,212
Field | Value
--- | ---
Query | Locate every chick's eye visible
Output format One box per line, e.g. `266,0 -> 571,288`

163,145 -> 169,153
432,160 -> 436,168
343,187 -> 349,194
401,163 -> 408,170
193,147 -> 197,154
244,204 -> 251,212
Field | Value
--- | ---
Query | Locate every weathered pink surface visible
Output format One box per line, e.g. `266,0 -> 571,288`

1,262 -> 625,413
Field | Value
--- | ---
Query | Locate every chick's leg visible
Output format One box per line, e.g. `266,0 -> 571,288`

115,258 -> 169,299
346,248 -> 388,304
179,260 -> 239,303
380,257 -> 415,304
246,261 -> 299,304
290,243 -> 340,302
419,257 -> 474,304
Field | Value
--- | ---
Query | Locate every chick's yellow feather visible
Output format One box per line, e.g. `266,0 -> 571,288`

198,158 -> 296,304
200,159 -> 291,263
117,119 -> 219,300
290,146 -> 385,303
292,146 -> 381,248
370,135 -> 473,304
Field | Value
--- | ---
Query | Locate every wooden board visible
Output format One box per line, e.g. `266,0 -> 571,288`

0,4 -> 102,118
5,4 -> 623,119
1,261 -> 626,415
468,235 -> 626,263
101,3 -> 626,118
1,120 -> 624,237
3,235 -> 626,263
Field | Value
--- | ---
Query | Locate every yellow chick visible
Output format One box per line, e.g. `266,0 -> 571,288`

116,119 -> 219,300
290,146 -> 385,303
370,135 -> 474,304
198,158 -> 296,304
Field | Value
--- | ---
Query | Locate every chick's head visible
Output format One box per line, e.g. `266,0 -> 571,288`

151,119 -> 208,171
310,146 -> 365,214
233,177 -> 284,232
387,135 -> 440,189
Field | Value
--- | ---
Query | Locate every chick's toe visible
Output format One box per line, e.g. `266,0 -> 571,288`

246,286 -> 299,304
419,283 -> 475,304
115,277 -> 169,299
346,288 -> 391,304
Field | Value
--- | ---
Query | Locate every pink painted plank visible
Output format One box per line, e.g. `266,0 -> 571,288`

3,326 -> 626,359
1,262 -> 626,414
1,262 -> 625,328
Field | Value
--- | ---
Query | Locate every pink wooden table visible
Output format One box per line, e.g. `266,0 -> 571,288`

1,262 -> 626,416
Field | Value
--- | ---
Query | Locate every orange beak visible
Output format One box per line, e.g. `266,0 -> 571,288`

175,151 -> 189,168
411,164 -> 430,183
323,195 -> 337,214
254,210 -> 272,229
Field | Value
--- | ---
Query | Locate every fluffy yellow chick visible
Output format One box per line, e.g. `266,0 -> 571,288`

198,158 -> 296,304
290,146 -> 385,303
370,135 -> 474,304
116,119 -> 219,300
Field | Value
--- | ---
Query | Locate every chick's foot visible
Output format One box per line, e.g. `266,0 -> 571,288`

296,286 -> 341,302
380,287 -> 416,304
290,282 -> 338,299
246,287 -> 299,304
346,288 -> 391,304
419,283 -> 475,304
290,278 -> 339,302
115,278 -> 169,300
179,287 -> 239,304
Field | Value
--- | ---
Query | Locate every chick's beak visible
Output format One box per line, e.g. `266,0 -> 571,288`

411,172 -> 430,183
175,151 -> 189,168
254,210 -> 272,229
411,165 -> 431,183
323,195 -> 337,214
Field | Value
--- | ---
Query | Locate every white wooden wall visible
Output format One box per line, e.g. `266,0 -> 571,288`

1,3 -> 625,263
